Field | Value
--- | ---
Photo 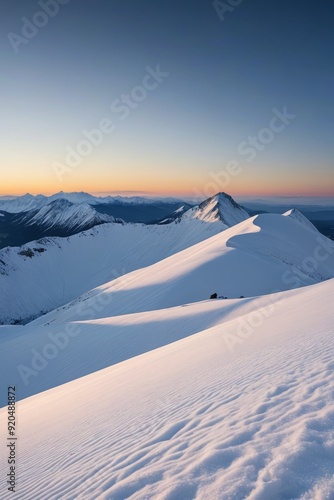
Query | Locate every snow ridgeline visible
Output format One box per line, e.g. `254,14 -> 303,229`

29,212 -> 334,327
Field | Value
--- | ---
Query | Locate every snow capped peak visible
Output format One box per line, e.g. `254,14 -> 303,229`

214,191 -> 240,206
182,192 -> 249,227
283,208 -> 318,232
49,191 -> 99,205
20,199 -> 117,232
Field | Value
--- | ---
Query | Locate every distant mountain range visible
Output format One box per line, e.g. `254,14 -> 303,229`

0,191 -> 188,212
0,191 -> 249,249
0,192 -> 195,248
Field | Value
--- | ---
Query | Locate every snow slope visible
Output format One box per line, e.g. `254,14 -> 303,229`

0,294 -> 276,402
0,193 -> 245,324
32,212 -> 334,326
1,279 -> 334,498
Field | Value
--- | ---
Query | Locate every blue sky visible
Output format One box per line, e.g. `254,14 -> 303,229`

0,0 -> 333,196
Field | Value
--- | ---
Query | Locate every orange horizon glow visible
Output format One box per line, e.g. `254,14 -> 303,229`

1,186 -> 333,199
2,166 -> 332,198
1,164 -> 333,199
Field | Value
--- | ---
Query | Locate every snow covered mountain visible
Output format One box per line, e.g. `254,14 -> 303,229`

31,212 -> 334,326
0,192 -> 195,247
14,199 -> 119,233
157,192 -> 249,226
0,192 -> 249,324
182,192 -> 249,226
1,276 -> 334,498
0,198 -> 123,249
1,190 -> 334,498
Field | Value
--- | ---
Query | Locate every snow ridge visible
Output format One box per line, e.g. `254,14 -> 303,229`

283,208 -> 319,232
28,212 -> 334,327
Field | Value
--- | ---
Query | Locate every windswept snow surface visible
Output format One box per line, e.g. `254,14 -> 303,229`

32,213 -> 334,326
1,279 -> 334,498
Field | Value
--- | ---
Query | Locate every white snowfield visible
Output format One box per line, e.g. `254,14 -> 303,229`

30,211 -> 334,326
1,278 -> 334,499
0,193 -> 246,324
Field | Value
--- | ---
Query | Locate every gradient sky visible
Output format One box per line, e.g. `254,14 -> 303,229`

1,0 -> 333,197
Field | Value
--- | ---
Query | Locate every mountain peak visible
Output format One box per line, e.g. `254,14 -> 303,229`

48,198 -> 74,209
214,191 -> 238,202
187,192 -> 249,227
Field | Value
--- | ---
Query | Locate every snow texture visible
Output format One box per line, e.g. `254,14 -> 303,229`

0,279 -> 334,499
